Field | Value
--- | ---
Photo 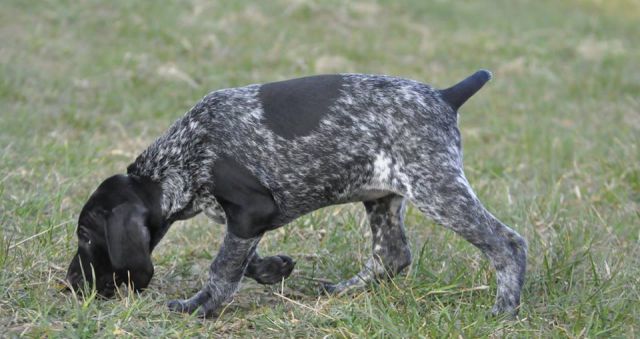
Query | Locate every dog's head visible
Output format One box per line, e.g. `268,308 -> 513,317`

65,174 -> 162,297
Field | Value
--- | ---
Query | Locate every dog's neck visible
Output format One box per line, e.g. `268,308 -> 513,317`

126,115 -> 214,220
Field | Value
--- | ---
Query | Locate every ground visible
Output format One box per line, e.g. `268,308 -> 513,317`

1,0 -> 639,337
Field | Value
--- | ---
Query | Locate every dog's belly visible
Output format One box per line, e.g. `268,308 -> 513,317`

268,187 -> 397,226
258,152 -> 407,223
335,188 -> 395,204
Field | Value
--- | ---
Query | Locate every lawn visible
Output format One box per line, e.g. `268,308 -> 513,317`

1,0 -> 638,337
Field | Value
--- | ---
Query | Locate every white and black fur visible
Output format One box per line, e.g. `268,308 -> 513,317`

66,70 -> 527,317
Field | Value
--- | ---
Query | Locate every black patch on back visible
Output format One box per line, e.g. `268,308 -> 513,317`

259,75 -> 343,139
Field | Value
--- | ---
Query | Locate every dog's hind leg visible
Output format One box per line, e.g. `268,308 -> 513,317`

323,194 -> 412,294
245,251 -> 296,285
409,169 -> 527,316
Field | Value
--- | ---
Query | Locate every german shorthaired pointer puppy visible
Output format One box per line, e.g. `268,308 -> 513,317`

66,70 -> 527,317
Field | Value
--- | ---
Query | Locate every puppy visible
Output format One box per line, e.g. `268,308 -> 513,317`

66,70 -> 527,317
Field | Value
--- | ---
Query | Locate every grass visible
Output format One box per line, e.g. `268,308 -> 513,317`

1,0 -> 638,337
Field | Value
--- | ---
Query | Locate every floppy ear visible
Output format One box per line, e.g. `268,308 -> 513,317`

105,203 -> 154,291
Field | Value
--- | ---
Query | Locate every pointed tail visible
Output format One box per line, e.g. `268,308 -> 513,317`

438,69 -> 492,111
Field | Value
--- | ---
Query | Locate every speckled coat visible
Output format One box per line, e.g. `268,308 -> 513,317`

113,71 -> 525,317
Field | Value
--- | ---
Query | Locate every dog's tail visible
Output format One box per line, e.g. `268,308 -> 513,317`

438,69 -> 492,111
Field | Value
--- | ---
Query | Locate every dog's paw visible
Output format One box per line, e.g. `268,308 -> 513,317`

490,303 -> 519,319
320,282 -> 339,295
167,298 -> 217,318
245,254 -> 296,285
320,282 -> 352,296
167,299 -> 200,315
320,278 -> 366,296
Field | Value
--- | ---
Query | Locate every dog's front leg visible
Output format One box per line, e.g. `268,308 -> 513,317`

167,231 -> 261,317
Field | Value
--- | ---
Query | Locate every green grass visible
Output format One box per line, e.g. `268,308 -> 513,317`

1,0 -> 639,337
